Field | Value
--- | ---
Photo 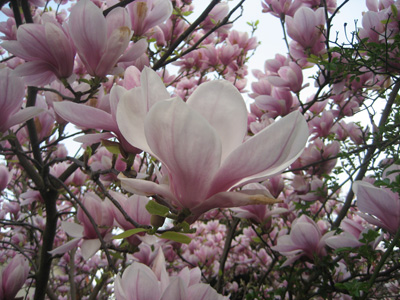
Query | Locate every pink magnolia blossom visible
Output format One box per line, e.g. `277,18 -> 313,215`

261,0 -> 303,18
50,193 -> 114,260
1,20 -> 75,86
325,218 -> 382,249
126,0 -> 173,36
353,180 -> 400,234
272,215 -> 333,266
285,7 -> 325,49
0,254 -> 30,300
68,0 -> 132,77
0,68 -> 43,133
117,68 -> 308,221
115,251 -> 227,300
267,61 -> 304,93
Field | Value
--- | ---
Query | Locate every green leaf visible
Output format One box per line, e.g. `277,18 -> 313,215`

112,228 -> 148,239
146,200 -> 170,217
101,140 -> 121,155
159,232 -> 192,244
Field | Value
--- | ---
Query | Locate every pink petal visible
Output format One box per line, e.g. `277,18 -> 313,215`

68,0 -> 106,75
187,80 -> 248,161
144,99 -> 222,208
141,66 -> 171,111
325,234 -> 363,249
44,22 -> 75,78
118,39 -> 148,63
118,173 -> 176,202
291,222 -> 320,253
13,61 -> 57,86
61,221 -> 84,238
208,111 -> 308,195
117,88 -> 153,154
0,68 -> 25,117
81,239 -> 101,260
49,237 -> 81,255
120,263 -> 162,300
53,101 -> 117,132
95,25 -> 131,77
4,107 -> 44,131
190,189 -> 279,220
161,278 -> 187,300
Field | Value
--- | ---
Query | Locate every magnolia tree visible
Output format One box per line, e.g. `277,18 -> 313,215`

1,0 -> 400,299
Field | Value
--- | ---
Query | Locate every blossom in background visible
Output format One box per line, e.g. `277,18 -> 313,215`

117,68 -> 309,221
0,254 -> 30,300
68,0 -> 132,77
0,68 -> 43,133
353,180 -> 400,234
115,250 -> 228,300
126,0 -> 173,36
50,193 -> 114,260
272,215 -> 333,266
1,19 -> 75,86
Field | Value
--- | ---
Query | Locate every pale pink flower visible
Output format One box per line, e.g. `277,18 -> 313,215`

117,69 -> 309,221
0,68 -> 43,133
272,215 -> 333,266
267,61 -> 304,93
115,251 -> 227,300
50,193 -> 114,260
0,254 -> 30,300
286,7 -> 325,48
353,180 -> 400,234
1,20 -> 75,85
68,0 -> 132,77
126,0 -> 173,36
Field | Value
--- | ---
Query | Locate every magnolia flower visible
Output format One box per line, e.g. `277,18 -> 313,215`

0,254 -> 30,300
68,0 -> 132,77
272,215 -> 333,266
0,68 -> 43,133
353,180 -> 400,234
117,68 -> 308,221
50,193 -> 114,260
126,0 -> 173,36
53,85 -> 141,154
115,250 -> 227,300
1,19 -> 75,85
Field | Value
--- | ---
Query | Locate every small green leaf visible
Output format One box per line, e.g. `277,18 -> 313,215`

112,228 -> 148,239
101,140 -> 121,155
146,200 -> 170,217
159,232 -> 192,244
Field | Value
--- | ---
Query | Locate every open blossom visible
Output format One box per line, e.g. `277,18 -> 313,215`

285,7 -> 325,48
272,215 -> 333,266
126,0 -> 173,36
53,85 -> 141,154
68,0 -> 132,77
353,180 -> 400,234
50,193 -> 114,260
1,19 -> 75,85
0,68 -> 43,133
117,68 -> 308,221
115,251 -> 227,300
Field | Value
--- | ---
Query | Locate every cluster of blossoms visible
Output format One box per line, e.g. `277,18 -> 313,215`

1,0 -> 400,299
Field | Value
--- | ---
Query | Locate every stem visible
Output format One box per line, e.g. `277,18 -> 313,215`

361,226 -> 400,299
34,188 -> 59,300
152,0 -> 221,70
333,80 -> 400,228
216,217 -> 239,293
